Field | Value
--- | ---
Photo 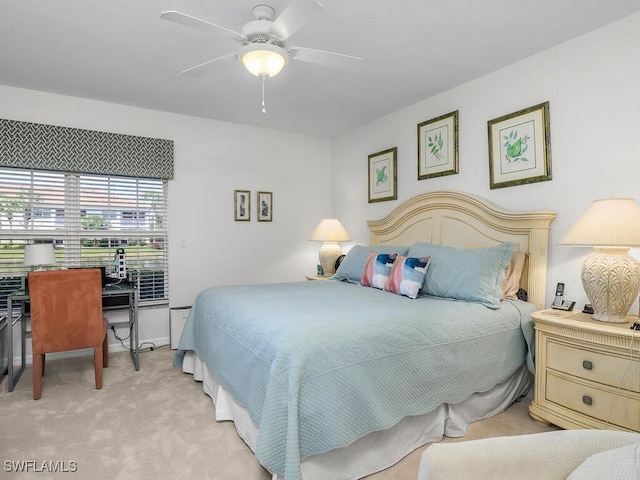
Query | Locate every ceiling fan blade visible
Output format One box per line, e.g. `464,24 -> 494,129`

289,46 -> 363,71
270,0 -> 324,40
180,53 -> 237,76
160,10 -> 244,41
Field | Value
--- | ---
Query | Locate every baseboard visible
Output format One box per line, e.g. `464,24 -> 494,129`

11,336 -> 170,365
107,335 -> 170,354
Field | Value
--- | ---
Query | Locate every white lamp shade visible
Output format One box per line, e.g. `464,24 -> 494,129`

23,243 -> 56,268
560,198 -> 640,247
239,43 -> 289,78
309,219 -> 350,243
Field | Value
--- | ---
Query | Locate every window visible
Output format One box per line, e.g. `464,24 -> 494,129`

121,210 -> 146,229
0,167 -> 168,310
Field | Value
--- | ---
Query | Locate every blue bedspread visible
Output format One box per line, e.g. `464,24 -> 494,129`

175,280 -> 535,480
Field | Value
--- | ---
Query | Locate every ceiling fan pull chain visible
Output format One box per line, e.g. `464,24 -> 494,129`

261,75 -> 267,114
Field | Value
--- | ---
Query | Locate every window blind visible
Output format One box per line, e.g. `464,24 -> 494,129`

0,167 -> 168,311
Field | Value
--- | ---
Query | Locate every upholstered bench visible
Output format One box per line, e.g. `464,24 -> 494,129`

417,430 -> 640,480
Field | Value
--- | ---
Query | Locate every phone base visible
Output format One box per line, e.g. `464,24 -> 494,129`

552,301 -> 575,311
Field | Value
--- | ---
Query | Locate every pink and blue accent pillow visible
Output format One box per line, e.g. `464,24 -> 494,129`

361,252 -> 397,290
385,255 -> 431,299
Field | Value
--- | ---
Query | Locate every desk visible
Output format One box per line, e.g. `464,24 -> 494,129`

3,282 -> 139,392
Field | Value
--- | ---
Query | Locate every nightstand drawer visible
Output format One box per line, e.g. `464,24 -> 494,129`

546,372 -> 640,431
547,339 -> 640,393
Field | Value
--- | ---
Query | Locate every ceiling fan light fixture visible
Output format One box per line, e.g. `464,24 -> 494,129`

239,43 -> 289,78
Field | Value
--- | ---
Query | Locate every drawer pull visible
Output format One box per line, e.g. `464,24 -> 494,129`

582,360 -> 593,370
582,395 -> 593,406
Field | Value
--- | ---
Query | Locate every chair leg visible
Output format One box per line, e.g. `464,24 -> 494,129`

102,332 -> 109,368
33,353 -> 44,400
42,353 -> 46,377
93,347 -> 103,390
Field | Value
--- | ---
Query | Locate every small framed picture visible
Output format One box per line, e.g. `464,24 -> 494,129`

487,102 -> 552,189
368,147 -> 397,203
257,191 -> 272,222
234,190 -> 250,221
417,110 -> 459,180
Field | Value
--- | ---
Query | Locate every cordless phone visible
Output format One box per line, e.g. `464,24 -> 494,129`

552,282 -> 575,311
552,283 -> 564,307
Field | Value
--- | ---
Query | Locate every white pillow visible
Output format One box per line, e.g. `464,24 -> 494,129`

566,442 -> 640,479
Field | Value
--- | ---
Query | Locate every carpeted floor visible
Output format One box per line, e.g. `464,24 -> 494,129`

0,347 -> 556,479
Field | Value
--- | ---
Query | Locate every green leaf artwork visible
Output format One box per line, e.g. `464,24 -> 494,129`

502,130 -> 530,164
427,132 -> 444,161
375,165 -> 388,186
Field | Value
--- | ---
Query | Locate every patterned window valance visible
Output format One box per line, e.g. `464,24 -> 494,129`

0,118 -> 174,179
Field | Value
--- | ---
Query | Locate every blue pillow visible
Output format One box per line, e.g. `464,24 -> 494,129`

407,242 -> 515,308
332,245 -> 409,284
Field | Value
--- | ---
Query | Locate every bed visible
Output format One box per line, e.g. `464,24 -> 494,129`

175,190 -> 556,480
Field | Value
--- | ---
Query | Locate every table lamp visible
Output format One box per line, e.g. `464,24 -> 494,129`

309,218 -> 350,276
560,198 -> 640,323
23,243 -> 57,271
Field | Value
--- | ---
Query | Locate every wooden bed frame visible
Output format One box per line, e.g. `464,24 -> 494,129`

368,190 -> 556,310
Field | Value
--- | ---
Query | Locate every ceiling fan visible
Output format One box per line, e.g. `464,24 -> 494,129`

160,0 -> 362,112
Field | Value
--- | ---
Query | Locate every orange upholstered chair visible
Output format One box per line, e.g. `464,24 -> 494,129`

28,268 -> 109,400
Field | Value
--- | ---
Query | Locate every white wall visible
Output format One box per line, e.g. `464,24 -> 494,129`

331,11 -> 640,311
0,86 -> 333,349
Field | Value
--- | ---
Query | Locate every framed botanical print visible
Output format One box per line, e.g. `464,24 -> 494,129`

368,147 -> 397,203
257,191 -> 272,222
234,190 -> 250,221
417,110 -> 459,180
487,102 -> 552,189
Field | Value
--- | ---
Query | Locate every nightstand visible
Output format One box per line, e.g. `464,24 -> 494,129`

528,309 -> 640,432
305,275 -> 330,281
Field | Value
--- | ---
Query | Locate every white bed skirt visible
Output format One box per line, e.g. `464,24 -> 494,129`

182,351 -> 532,480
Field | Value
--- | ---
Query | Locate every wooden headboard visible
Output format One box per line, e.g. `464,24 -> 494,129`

367,190 -> 557,310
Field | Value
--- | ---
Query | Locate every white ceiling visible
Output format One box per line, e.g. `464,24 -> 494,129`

2,0 -> 639,138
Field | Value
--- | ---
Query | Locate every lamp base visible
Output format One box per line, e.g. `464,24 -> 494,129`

318,242 -> 342,276
581,247 -> 640,323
